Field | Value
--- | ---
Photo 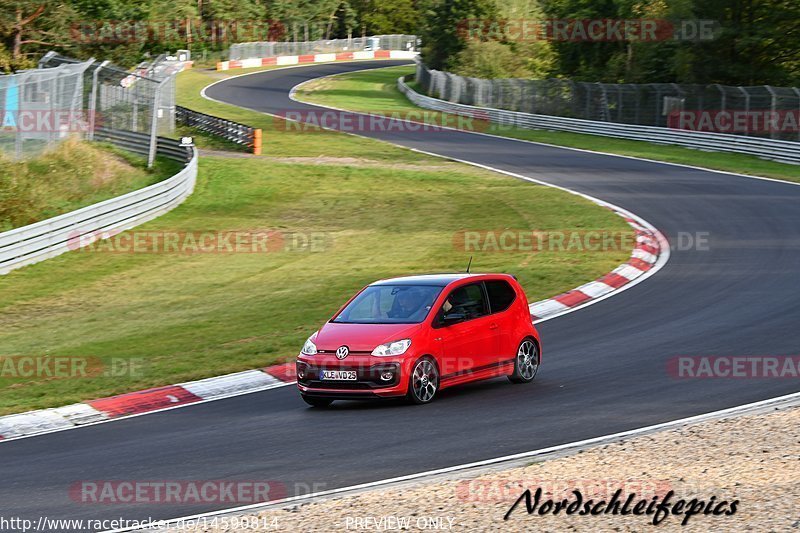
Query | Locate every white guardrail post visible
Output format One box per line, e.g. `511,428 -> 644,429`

397,76 -> 800,166
88,60 -> 110,142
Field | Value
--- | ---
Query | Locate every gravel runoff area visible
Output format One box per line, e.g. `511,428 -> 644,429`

181,404 -> 799,532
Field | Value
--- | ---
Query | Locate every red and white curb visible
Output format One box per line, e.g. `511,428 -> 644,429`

217,50 -> 417,71
0,364 -> 296,441
529,208 -> 666,322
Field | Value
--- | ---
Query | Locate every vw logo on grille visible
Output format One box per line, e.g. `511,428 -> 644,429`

336,346 -> 350,359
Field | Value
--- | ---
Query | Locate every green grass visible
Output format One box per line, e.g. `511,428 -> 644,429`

0,139 -> 181,231
0,64 -> 632,415
295,65 -> 800,184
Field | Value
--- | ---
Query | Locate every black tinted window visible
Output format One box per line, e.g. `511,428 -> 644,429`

334,285 -> 442,324
442,283 -> 488,320
485,280 -> 516,313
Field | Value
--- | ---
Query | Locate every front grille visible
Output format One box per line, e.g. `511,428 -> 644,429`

297,362 -> 400,389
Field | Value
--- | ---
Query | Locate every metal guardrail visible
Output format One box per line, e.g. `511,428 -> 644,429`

0,134 -> 198,275
94,128 -> 193,161
398,75 -> 800,166
176,106 -> 262,155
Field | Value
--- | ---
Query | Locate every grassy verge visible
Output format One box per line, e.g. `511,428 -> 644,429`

0,139 -> 181,231
0,64 -> 631,415
294,65 -> 800,184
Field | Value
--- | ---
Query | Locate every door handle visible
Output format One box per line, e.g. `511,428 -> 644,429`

489,323 -> 499,330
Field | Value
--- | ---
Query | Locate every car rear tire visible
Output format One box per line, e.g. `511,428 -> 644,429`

407,357 -> 439,404
301,395 -> 333,408
509,339 -> 539,384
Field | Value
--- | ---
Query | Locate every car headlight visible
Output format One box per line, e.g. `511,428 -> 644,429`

301,334 -> 318,355
372,339 -> 411,356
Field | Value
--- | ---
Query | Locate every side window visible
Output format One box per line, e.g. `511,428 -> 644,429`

441,283 -> 489,321
485,280 -> 517,313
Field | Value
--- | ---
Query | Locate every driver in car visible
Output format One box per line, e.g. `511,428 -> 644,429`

390,289 -> 429,321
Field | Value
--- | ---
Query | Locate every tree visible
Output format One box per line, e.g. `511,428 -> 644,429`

0,0 -> 77,65
539,0 -> 800,85
334,1 -> 358,37
0,41 -> 12,71
266,0 -> 341,41
452,40 -> 531,77
420,0 -> 499,70
358,0 -> 420,35
686,0 -> 800,85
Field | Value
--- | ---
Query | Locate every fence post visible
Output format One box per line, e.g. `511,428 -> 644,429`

765,86 -> 778,140
582,83 -> 591,119
713,83 -> 726,115
793,88 -> 800,142
598,83 -> 610,121
737,87 -> 750,136
13,72 -> 24,159
37,51 -> 57,69
88,60 -> 109,141
148,80 -> 165,168
253,128 -> 262,155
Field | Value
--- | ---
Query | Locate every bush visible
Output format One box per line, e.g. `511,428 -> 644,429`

451,41 -> 532,78
0,139 -> 161,231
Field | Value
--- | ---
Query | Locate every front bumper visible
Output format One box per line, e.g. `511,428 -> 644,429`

296,355 -> 410,398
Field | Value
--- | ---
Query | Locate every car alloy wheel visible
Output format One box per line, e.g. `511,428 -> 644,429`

408,358 -> 439,404
509,339 -> 539,383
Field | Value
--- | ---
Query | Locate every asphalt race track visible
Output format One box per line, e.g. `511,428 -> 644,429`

4,60 -> 800,528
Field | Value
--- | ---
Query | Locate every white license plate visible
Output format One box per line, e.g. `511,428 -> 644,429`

320,370 -> 357,381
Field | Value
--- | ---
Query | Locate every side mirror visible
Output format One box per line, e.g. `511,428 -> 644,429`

441,312 -> 467,325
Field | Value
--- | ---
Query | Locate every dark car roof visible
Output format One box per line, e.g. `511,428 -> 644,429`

370,273 -> 512,287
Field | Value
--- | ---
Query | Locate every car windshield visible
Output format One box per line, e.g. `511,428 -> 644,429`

333,285 -> 443,324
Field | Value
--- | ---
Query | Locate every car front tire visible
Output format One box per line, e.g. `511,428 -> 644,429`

509,338 -> 539,384
407,357 -> 439,404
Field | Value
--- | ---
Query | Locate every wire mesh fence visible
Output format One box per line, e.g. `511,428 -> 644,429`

229,35 -> 418,61
1,52 -> 183,163
416,63 -> 800,141
0,59 -> 94,159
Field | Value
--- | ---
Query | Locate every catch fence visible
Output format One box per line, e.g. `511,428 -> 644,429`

416,62 -> 800,141
0,52 -> 186,165
229,35 -> 417,61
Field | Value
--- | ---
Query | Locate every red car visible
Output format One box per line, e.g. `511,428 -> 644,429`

296,273 -> 541,406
